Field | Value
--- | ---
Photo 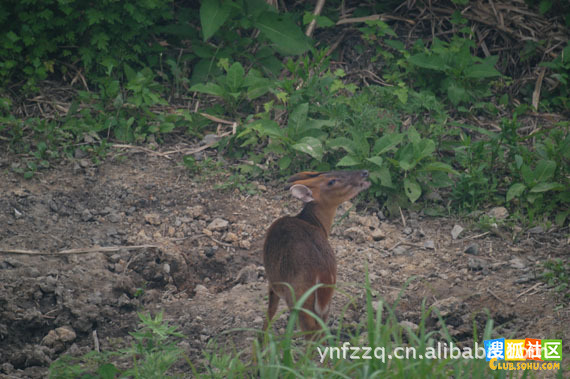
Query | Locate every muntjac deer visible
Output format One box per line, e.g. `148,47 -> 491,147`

262,170 -> 370,339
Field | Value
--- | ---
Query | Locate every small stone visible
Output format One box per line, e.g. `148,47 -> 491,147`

424,240 -> 435,250
488,206 -> 509,220
239,239 -> 251,249
527,226 -> 544,234
13,208 -> 22,218
224,232 -> 239,243
392,246 -> 408,255
432,296 -> 461,317
468,257 -> 488,271
464,243 -> 479,255
235,264 -> 259,284
79,159 -> 90,168
355,215 -> 380,229
253,316 -> 263,326
258,184 -> 267,192
107,212 -> 121,223
207,218 -> 229,231
371,228 -> 385,241
144,213 -> 161,225
202,228 -> 213,236
186,205 -> 205,219
400,320 -> 419,332
510,257 -> 526,270
194,284 -> 210,296
344,226 -> 369,243
167,226 -> 176,237
451,224 -> 464,240
42,326 -> 76,347
403,227 -> 413,235
99,207 -> 112,216
81,209 -> 94,222
377,211 -> 386,220
163,263 -> 170,274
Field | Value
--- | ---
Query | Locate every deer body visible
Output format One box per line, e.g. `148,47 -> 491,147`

262,170 -> 370,338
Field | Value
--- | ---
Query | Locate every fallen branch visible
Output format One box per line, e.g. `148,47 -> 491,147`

0,244 -> 160,255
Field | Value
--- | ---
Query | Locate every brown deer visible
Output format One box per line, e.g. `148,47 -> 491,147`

262,170 -> 370,339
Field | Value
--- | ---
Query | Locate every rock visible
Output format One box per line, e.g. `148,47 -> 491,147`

235,264 -> 259,284
400,320 -> 419,332
344,226 -> 369,243
488,207 -> 509,220
464,243 -> 479,255
432,296 -> 462,317
144,213 -> 161,225
468,257 -> 488,271
107,212 -> 121,223
510,257 -> 526,270
424,240 -> 435,250
239,239 -> 251,249
377,211 -> 386,220
355,215 -> 380,229
79,159 -> 90,168
81,209 -> 94,222
392,246 -> 408,255
42,326 -> 76,351
527,226 -> 544,234
186,205 -> 205,219
224,232 -> 239,243
371,228 -> 386,241
451,224 -> 464,240
403,227 -> 413,235
207,218 -> 229,231
194,284 -> 210,296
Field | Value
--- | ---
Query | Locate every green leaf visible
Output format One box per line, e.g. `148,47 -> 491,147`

159,123 -> 175,133
506,183 -> 526,202
464,63 -> 501,79
278,155 -> 292,170
254,12 -> 311,55
200,0 -> 231,41
515,154 -> 523,169
446,81 -> 468,106
225,62 -> 245,92
372,133 -> 404,155
408,126 -> 421,145
365,156 -> 383,167
533,160 -> 556,182
189,82 -> 225,97
337,155 -> 361,167
530,182 -> 564,193
326,137 -> 357,154
422,162 -> 458,175
413,139 -> 435,163
408,53 -> 445,71
292,136 -> 323,160
404,178 -> 422,203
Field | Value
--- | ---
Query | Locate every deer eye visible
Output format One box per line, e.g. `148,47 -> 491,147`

327,179 -> 336,186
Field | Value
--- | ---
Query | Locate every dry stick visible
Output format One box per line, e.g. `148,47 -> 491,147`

93,330 -> 100,353
336,14 -> 415,25
305,0 -> 326,37
487,287 -> 510,305
466,231 -> 491,240
532,66 -> 546,111
0,244 -> 160,256
399,206 -> 406,228
516,282 -> 542,299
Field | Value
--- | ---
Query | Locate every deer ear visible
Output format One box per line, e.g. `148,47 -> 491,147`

290,184 -> 314,203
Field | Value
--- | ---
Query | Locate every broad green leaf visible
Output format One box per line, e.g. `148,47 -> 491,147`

254,12 -> 311,55
292,136 -> 323,160
413,139 -> 435,162
409,53 -> 445,71
252,119 -> 284,139
337,155 -> 361,167
404,178 -> 422,203
515,154 -> 523,169
159,122 -> 175,133
376,167 -> 393,188
278,155 -> 292,170
189,82 -> 225,97
530,182 -> 564,193
533,160 -> 556,182
506,183 -> 526,202
446,80 -> 468,106
366,156 -> 383,167
464,63 -> 501,79
422,162 -> 458,175
372,133 -> 404,155
408,126 -> 421,145
200,0 -> 231,41
326,137 -> 357,154
226,62 -> 245,92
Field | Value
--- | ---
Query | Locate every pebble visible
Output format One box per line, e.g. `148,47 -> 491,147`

510,257 -> 526,269
527,226 -> 544,234
451,224 -> 464,240
81,209 -> 94,222
403,227 -> 413,235
207,218 -> 229,231
371,228 -> 385,241
488,206 -> 509,220
235,264 -> 259,284
464,243 -> 479,255
400,320 -> 419,332
107,212 -> 121,223
392,246 -> 408,255
41,326 -> 77,347
344,226 -> 369,243
424,240 -> 435,250
144,213 -> 161,225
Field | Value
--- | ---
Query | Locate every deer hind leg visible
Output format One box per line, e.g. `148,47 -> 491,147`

263,287 -> 280,332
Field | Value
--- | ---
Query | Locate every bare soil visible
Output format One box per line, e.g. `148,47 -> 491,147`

0,148 -> 568,377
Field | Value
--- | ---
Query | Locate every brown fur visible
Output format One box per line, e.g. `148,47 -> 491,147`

262,170 -> 370,339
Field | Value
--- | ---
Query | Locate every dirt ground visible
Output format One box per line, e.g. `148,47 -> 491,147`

0,146 -> 568,377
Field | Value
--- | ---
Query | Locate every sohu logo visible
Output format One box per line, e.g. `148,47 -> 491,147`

484,338 -> 562,362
